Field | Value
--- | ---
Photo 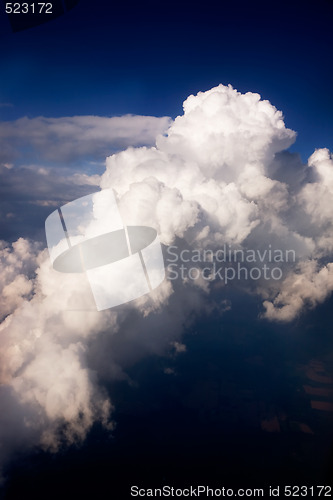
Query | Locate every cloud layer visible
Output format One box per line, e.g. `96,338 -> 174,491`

0,114 -> 171,165
1,84 -> 333,479
0,114 -> 170,241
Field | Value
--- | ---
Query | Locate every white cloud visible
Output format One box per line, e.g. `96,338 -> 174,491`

262,260 -> 333,322
1,83 -> 333,479
156,85 -> 295,180
100,84 -> 333,319
0,238 -> 40,320
297,148 -> 333,254
0,240 -> 118,478
0,238 -> 211,476
261,149 -> 333,320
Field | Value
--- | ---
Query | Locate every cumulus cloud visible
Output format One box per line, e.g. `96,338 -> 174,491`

0,238 -> 40,320
298,148 -> 333,253
100,84 -> 333,319
0,234 -> 214,479
1,83 -> 333,479
262,260 -> 333,322
101,85 -> 296,246
0,240 -> 115,474
261,148 -> 333,320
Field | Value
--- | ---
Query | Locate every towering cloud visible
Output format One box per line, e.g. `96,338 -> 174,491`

101,84 -> 333,321
1,84 -> 333,478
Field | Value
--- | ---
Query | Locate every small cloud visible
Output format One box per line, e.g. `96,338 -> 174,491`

172,341 -> 187,354
29,200 -> 62,207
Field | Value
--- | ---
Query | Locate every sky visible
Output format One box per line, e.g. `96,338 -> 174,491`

0,0 -> 332,157
1,0 -> 333,498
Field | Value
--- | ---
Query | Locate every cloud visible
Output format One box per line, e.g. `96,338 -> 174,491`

0,162 -> 102,242
101,85 -> 296,246
262,260 -> 333,322
0,114 -> 171,241
0,238 -> 40,320
100,84 -> 333,319
157,86 -> 296,180
297,148 -> 333,253
1,84 -> 333,480
261,148 -> 333,320
0,234 -> 214,479
0,114 -> 171,165
0,239 -> 116,479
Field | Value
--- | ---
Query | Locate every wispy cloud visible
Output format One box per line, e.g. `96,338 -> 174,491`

0,163 -> 101,241
0,113 -> 171,240
0,114 -> 171,165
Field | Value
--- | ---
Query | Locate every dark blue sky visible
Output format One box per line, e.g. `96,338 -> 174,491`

0,0 -> 332,161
